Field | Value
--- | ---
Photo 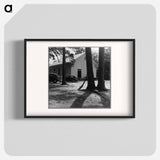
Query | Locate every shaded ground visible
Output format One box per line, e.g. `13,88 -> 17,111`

49,80 -> 110,108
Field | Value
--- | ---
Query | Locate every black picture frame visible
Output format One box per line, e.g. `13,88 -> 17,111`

24,39 -> 135,118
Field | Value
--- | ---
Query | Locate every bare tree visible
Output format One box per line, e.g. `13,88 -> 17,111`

85,47 -> 95,90
62,48 -> 67,85
97,47 -> 106,91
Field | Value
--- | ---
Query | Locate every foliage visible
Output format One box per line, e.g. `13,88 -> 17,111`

49,47 -> 85,65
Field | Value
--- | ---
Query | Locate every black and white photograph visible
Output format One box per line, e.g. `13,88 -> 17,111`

49,47 -> 111,109
25,39 -> 135,117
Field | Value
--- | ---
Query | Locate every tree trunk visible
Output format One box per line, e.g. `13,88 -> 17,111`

97,47 -> 106,91
85,47 -> 95,90
62,48 -> 67,85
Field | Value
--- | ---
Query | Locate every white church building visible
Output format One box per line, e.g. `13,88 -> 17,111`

49,53 -> 97,79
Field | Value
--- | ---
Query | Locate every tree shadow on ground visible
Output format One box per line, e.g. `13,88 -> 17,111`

70,90 -> 110,108
70,91 -> 92,108
94,90 -> 110,108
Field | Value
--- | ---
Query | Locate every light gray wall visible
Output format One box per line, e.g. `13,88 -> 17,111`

71,54 -> 87,78
4,4 -> 156,156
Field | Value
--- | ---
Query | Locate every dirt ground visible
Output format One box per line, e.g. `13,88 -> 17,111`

49,80 -> 110,108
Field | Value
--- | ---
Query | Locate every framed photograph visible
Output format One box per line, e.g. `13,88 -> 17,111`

25,39 -> 135,118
